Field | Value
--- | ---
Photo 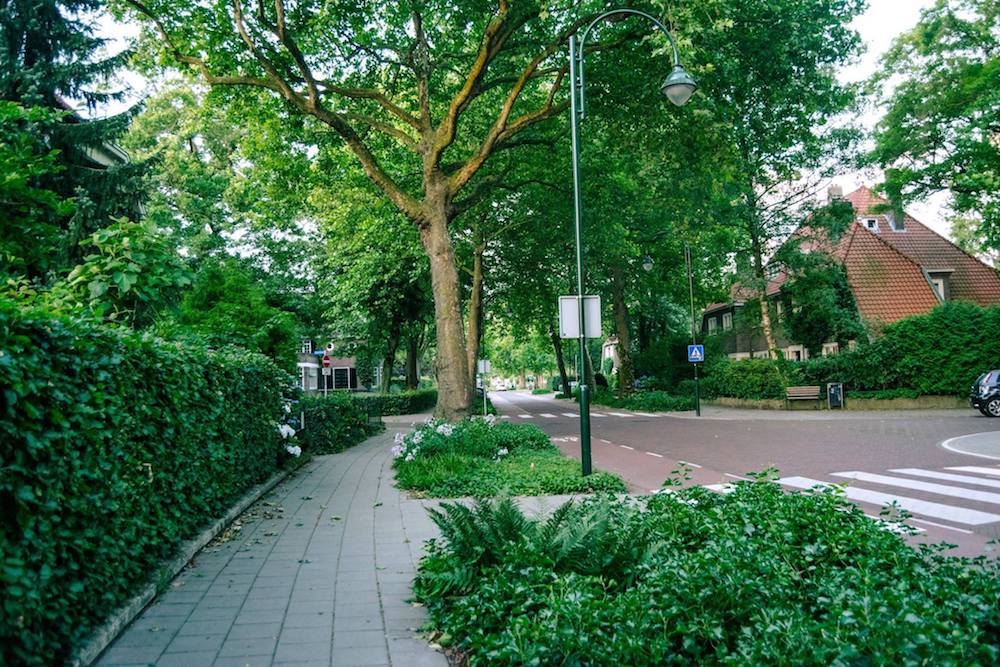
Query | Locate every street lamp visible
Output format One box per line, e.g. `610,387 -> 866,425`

569,9 -> 695,476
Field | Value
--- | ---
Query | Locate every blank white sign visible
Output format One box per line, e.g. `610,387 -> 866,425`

558,295 -> 602,338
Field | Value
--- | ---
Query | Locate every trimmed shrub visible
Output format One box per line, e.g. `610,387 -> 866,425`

702,357 -> 791,400
299,394 -> 382,454
354,388 -> 437,415
0,299 -> 291,665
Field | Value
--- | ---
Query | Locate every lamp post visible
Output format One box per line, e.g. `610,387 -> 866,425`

569,9 -> 696,476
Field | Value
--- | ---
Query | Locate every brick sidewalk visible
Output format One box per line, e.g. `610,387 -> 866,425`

96,422 -> 447,667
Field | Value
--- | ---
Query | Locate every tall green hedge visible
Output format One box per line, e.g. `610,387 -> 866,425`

299,393 -> 382,453
702,357 -> 789,400
0,299 -> 291,665
353,388 -> 438,415
799,302 -> 1000,395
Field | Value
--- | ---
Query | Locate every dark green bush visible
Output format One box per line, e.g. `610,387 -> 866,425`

416,483 -> 1000,665
392,419 -> 625,497
353,388 -> 437,415
591,389 -> 695,412
797,302 -> 1000,395
702,357 -> 792,400
299,394 -> 382,454
0,299 -> 291,665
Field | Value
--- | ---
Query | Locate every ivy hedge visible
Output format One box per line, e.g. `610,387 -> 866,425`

299,393 -> 382,453
703,303 -> 1000,400
0,299 -> 292,665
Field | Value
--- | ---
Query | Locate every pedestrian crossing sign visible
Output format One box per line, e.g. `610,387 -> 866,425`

687,344 -> 704,363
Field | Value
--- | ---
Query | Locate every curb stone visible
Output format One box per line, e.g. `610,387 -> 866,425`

71,466 -> 295,666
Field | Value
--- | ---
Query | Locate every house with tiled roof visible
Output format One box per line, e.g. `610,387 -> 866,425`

702,185 -> 1000,360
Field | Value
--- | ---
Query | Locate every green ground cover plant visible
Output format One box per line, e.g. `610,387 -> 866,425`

415,480 -> 1000,665
392,418 -> 625,497
531,387 -> 552,395
0,299 -> 294,665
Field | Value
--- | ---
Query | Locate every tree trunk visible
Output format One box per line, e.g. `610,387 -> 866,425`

381,322 -> 401,394
465,244 -> 484,388
420,211 -> 471,420
750,224 -> 778,357
549,321 -> 571,396
611,266 -> 634,397
405,331 -> 420,390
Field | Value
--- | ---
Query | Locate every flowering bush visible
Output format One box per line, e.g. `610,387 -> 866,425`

392,418 -> 625,497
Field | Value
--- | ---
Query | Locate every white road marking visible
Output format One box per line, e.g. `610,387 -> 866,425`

705,483 -> 735,494
941,433 -> 1000,461
500,415 -> 511,419
591,412 -> 607,417
599,439 -> 611,443
645,451 -> 664,458
909,518 -> 974,535
619,445 -> 634,450
540,413 -> 556,418
946,466 -> 1000,478
889,468 -> 1000,489
725,473 -> 751,481
561,412 -> 578,418
832,471 -> 1000,505
634,412 -> 658,417
678,460 -> 702,469
779,476 -> 1000,526
518,414 -> 533,419
608,412 -> 631,417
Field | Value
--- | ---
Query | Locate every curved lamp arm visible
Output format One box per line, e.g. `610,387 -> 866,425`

572,8 -> 693,118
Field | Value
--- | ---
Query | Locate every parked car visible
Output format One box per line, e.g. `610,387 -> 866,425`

969,370 -> 1000,417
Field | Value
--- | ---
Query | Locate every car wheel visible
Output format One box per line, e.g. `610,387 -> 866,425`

987,398 -> 1000,418
980,407 -> 991,417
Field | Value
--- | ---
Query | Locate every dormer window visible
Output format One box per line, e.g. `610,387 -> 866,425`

887,212 -> 905,231
863,217 -> 879,233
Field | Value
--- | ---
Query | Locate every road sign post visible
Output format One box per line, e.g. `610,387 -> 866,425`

322,353 -> 331,398
687,345 -> 703,416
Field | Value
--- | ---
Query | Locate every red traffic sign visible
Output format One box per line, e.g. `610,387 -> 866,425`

322,354 -> 331,368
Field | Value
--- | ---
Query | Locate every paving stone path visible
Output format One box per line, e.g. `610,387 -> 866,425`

97,416 -> 448,667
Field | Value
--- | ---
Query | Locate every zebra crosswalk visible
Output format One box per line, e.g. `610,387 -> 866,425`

775,466 -> 1000,529
509,410 -> 662,420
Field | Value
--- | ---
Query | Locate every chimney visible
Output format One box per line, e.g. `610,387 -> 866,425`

828,185 -> 843,202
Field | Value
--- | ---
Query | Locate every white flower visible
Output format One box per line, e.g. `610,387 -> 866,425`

391,444 -> 405,459
483,414 -> 496,426
423,417 -> 435,425
284,403 -> 292,413
496,447 -> 509,458
405,452 -> 415,462
394,432 -> 405,445
286,445 -> 301,457
412,431 -> 423,444
436,423 -> 454,437
277,424 -> 296,439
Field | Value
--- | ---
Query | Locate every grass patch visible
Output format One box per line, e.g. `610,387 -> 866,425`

415,480 -> 1000,665
392,418 -> 625,497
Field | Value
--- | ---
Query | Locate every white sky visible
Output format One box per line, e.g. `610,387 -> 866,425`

92,0 -> 952,236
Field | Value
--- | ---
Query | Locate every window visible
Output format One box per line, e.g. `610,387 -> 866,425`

931,278 -> 945,300
300,339 -> 313,354
707,317 -> 718,334
888,213 -> 905,231
722,312 -> 733,331
822,342 -> 840,357
333,367 -> 350,390
775,301 -> 784,320
863,217 -> 879,232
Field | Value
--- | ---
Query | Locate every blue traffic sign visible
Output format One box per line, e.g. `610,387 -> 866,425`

687,344 -> 704,363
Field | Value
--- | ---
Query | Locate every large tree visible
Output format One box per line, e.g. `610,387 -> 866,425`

114,0 -> 689,419
868,0 -> 1000,258
1,0 -> 145,275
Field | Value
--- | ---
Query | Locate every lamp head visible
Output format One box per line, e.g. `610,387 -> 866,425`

642,256 -> 654,272
660,64 -> 697,107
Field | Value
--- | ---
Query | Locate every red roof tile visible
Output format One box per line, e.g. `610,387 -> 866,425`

839,222 -> 941,325
844,186 -> 1000,306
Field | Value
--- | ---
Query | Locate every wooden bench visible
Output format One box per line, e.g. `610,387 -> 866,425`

786,385 -> 822,409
